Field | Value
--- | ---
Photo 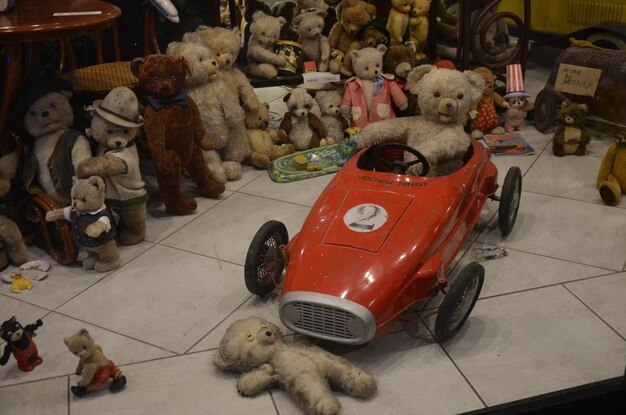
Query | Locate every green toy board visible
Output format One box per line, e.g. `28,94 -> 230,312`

268,129 -> 359,183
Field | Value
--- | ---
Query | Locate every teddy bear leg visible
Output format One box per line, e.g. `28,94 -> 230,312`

0,216 -> 29,265
270,144 -> 295,159
204,150 -> 228,184
89,240 -> 121,273
250,151 -> 271,169
222,161 -> 243,181
154,168 -> 198,215
552,143 -> 566,157
82,254 -> 97,270
575,143 -> 588,156
186,148 -> 226,199
289,375 -> 340,415
517,121 -> 525,131
504,121 -> 515,133
599,174 -> 622,206
328,59 -> 341,74
116,202 -> 146,246
256,63 -> 278,80
327,363 -> 377,399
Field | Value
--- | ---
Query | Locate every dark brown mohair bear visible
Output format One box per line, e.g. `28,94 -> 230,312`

384,43 -> 417,116
131,54 -> 224,215
552,100 -> 591,157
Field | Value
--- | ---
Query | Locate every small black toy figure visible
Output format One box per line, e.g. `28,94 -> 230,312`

0,316 -> 44,372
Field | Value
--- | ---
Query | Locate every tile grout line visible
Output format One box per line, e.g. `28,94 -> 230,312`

154,242 -> 246,269
235,189 -> 319,210
67,376 -> 70,415
562,284 -> 626,343
269,389 -> 282,415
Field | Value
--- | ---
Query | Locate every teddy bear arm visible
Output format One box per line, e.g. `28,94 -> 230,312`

188,99 -> 208,145
581,128 -> 591,145
493,92 -> 508,108
237,364 -> 277,396
249,45 -> 283,66
418,130 -> 469,164
71,136 -> 94,172
597,144 -> 617,187
232,71 -> 261,113
389,81 -> 409,110
0,151 -> 18,181
0,344 -> 11,365
388,14 -> 406,44
309,114 -> 328,141
45,208 -> 66,222
77,363 -> 98,387
85,219 -> 108,238
278,116 -> 293,144
328,23 -> 345,50
76,155 -> 127,179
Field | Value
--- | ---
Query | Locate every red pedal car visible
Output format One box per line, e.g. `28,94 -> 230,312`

245,140 -> 522,345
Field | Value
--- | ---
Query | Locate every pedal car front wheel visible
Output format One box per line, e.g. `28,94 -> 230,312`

244,221 -> 288,296
435,262 -> 484,341
499,166 -> 522,236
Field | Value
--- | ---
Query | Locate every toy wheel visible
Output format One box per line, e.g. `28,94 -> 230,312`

435,262 -> 484,341
534,89 -> 555,132
244,221 -> 288,296
498,167 -> 522,236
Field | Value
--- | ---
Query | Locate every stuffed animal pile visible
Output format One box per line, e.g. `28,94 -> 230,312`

214,317 -> 377,415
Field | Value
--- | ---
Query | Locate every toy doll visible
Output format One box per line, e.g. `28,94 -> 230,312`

0,317 -> 43,372
503,64 -> 534,132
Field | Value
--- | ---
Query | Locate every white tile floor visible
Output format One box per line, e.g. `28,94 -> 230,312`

1,68 -> 626,415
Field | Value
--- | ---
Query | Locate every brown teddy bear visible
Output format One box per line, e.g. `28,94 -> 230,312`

64,328 -> 126,397
552,100 -> 591,157
131,54 -> 225,215
246,103 -> 295,168
0,153 -> 29,266
469,66 -> 508,138
409,0 -> 432,61
384,43 -> 418,116
45,176 -> 120,273
328,0 -> 377,74
340,24 -> 390,77
387,0 -> 413,45
597,135 -> 626,206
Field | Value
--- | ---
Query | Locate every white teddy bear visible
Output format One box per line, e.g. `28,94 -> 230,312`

358,64 -> 484,177
214,317 -> 377,415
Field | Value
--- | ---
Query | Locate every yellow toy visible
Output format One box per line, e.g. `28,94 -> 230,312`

10,275 -> 32,294
408,0 -> 432,61
387,0 -> 413,45
597,136 -> 626,206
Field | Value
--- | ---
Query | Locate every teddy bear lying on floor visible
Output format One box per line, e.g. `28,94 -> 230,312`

214,317 -> 377,415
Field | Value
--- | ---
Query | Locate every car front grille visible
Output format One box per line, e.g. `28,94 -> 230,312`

280,292 -> 376,345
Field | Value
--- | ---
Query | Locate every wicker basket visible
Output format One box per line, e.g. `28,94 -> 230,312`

64,61 -> 137,93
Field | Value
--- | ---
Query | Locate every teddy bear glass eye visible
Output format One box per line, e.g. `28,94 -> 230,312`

457,93 -> 464,100
50,102 -> 57,109
434,91 -> 441,98
171,75 -> 177,81
152,76 -> 158,82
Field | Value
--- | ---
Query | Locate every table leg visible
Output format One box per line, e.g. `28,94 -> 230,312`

0,43 -> 23,154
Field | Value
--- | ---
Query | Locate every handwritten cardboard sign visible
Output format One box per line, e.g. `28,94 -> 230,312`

555,64 -> 602,97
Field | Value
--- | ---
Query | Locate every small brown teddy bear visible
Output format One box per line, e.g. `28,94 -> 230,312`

597,135 -> 626,206
76,87 -> 147,246
46,176 -> 120,273
279,88 -> 329,151
214,317 -> 377,415
340,24 -> 390,77
246,103 -> 295,169
131,54 -> 225,215
469,66 -> 508,138
384,42 -> 418,116
64,328 -> 126,397
552,100 -> 591,157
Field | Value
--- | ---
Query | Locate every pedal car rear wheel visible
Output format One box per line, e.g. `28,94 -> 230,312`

499,167 -> 522,236
435,262 -> 484,341
244,221 -> 288,296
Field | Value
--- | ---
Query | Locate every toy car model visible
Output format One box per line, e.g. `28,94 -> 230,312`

245,140 -> 522,345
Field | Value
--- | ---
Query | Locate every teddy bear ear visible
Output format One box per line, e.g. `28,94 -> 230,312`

252,10 -> 267,21
317,9 -> 328,18
579,103 -> 588,112
277,16 -> 287,27
404,40 -> 418,54
407,64 -> 435,95
293,13 -> 305,27
265,102 -> 270,109
87,176 -> 103,191
283,93 -> 292,103
463,70 -> 486,103
213,350 -> 237,370
131,57 -> 145,78
365,3 -> 377,18
78,328 -> 90,337
165,41 -> 182,57
350,49 -> 361,63
561,99 -> 570,108
376,44 -> 388,54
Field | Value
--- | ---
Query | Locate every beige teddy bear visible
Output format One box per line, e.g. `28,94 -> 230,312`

358,64 -> 484,177
0,153 -> 29,266
214,317 -> 377,415
247,11 -> 288,79
246,103 -> 295,169
387,0 -> 413,45
408,0 -> 432,61
45,176 -> 120,272
76,87 -> 147,246
64,328 -> 126,397
294,9 -> 330,72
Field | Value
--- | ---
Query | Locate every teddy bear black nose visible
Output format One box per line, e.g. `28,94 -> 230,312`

115,141 -> 123,147
41,111 -> 49,117
374,70 -> 379,75
225,59 -> 231,65
265,331 -> 272,337
446,102 -> 453,109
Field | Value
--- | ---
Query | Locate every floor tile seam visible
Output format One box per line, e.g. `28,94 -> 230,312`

0,373 -> 71,391
422,320 -> 489,409
561,284 -> 626,344
49,243 -> 159,313
269,389 -> 282,415
521,187 -> 624,209
468,241 -> 618,272
154,242 -> 246,268
183,294 -> 253,354
149,190 -> 238,244
0,291 -> 55,313
50,310 -> 179,355
235,189 -> 317,209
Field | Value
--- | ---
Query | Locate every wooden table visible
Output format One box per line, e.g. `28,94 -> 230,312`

0,0 -> 121,149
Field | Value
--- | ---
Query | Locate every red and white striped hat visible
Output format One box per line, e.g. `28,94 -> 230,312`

504,64 -> 530,98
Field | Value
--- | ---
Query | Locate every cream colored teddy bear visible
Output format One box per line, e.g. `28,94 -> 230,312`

358,64 -> 484,177
214,317 -> 377,415
246,103 -> 295,169
64,328 -> 126,397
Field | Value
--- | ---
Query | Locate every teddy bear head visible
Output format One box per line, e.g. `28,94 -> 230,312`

245,102 -> 271,130
64,328 -> 98,361
250,11 -> 286,49
472,67 -> 497,100
558,100 -> 588,127
391,0 -> 413,13
410,0 -> 433,18
71,176 -> 106,213
131,54 -> 187,98
384,43 -> 417,80
23,92 -> 74,139
506,96 -> 530,110
0,316 -> 23,343
408,64 -> 484,124
91,87 -> 143,150
351,44 -> 387,81
315,89 -> 343,117
213,317 -> 283,373
361,25 -> 390,48
294,9 -> 327,40
284,87 -> 315,119
166,41 -> 219,85
183,26 -> 242,69
337,0 -> 377,36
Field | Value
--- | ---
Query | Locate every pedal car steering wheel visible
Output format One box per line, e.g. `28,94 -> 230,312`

371,143 -> 430,176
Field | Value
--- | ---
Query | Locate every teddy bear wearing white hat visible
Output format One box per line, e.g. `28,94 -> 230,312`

76,87 -> 147,246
